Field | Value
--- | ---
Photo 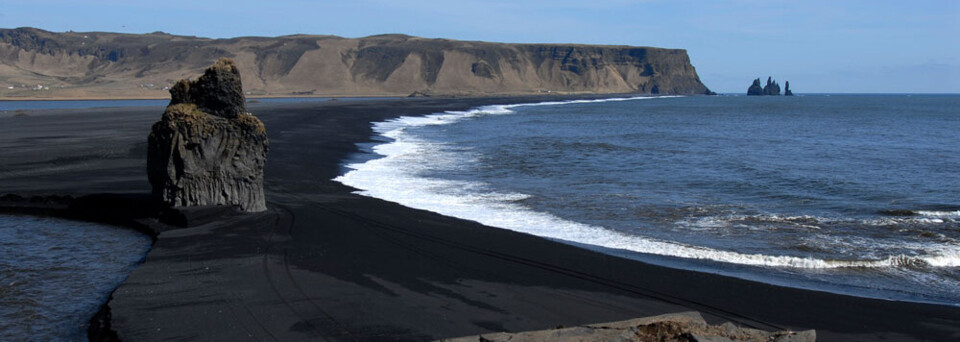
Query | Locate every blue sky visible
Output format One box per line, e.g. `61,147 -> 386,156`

2,0 -> 957,93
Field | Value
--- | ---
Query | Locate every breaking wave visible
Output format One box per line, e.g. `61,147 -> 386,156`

335,96 -> 960,271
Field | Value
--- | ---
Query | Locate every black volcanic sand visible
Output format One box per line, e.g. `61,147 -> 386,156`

2,98 -> 959,342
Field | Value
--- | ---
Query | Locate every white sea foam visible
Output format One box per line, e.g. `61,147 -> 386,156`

334,96 -> 960,270
918,210 -> 960,219
679,212 -> 958,230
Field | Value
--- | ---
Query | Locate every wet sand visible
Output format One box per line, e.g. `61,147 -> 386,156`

1,98 -> 958,341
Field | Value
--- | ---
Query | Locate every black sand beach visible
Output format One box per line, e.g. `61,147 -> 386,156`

2,98 -> 959,341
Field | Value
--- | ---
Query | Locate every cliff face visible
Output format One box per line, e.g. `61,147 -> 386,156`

147,59 -> 268,212
0,27 -> 712,97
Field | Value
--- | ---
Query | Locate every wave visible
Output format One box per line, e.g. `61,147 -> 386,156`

334,96 -> 960,270
677,212 -> 958,231
879,209 -> 960,218
918,210 -> 960,219
370,95 -> 673,137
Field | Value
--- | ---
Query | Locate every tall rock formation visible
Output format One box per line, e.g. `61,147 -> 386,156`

784,81 -> 794,96
747,76 -> 789,96
0,27 -> 713,97
747,78 -> 764,95
763,77 -> 781,95
147,58 -> 268,212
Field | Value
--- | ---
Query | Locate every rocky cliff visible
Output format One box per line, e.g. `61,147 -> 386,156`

147,58 -> 268,212
0,27 -> 712,98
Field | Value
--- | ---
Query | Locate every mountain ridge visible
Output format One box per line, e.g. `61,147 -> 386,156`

0,27 -> 712,99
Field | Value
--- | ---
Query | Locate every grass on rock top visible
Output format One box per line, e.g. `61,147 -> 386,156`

161,103 -> 266,136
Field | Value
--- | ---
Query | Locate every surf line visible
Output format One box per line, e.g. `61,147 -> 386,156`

334,96 -> 960,270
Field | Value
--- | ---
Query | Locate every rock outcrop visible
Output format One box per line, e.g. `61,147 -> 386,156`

785,81 -> 794,96
747,78 -> 764,96
747,76 -> 789,96
0,27 -> 713,97
441,312 -> 816,342
763,77 -> 781,95
147,58 -> 268,213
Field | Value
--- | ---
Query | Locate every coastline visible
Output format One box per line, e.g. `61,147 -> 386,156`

1,97 -> 959,341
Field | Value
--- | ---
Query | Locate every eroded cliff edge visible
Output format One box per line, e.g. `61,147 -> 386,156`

0,27 -> 712,97
147,58 -> 268,212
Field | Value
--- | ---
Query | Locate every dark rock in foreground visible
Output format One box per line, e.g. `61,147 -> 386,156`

168,60 -> 246,119
441,312 -> 816,342
147,58 -> 268,212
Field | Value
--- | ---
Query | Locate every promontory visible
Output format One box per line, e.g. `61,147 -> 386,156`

0,27 -> 713,98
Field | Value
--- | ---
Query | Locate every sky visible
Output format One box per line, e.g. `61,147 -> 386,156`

2,0 -> 958,93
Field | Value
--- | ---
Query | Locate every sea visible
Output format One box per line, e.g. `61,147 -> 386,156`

0,215 -> 152,341
335,94 -> 960,306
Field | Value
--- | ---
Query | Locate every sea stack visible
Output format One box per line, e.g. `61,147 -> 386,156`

747,78 -> 764,95
147,58 -> 268,212
763,76 -> 781,95
747,76 -> 788,96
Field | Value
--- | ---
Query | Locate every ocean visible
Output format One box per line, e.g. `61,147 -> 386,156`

0,215 -> 151,340
336,94 -> 960,306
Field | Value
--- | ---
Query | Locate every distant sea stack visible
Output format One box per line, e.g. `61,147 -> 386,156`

0,27 -> 712,97
747,76 -> 791,96
147,58 -> 268,212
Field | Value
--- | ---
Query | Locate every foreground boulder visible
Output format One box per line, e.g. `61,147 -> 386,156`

147,58 -> 268,212
440,312 -> 815,342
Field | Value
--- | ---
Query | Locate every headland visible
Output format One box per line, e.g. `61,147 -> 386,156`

0,27 -> 712,100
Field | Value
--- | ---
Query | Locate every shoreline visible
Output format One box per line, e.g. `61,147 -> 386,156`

1,98 -> 959,341
336,95 -> 960,307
